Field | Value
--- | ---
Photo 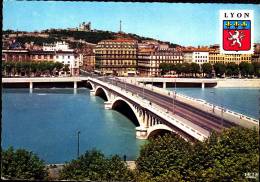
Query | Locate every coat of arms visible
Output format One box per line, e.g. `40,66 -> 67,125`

223,20 -> 251,51
220,10 -> 254,54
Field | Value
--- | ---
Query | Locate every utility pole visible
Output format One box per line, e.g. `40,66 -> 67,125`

77,131 -> 80,158
173,78 -> 177,115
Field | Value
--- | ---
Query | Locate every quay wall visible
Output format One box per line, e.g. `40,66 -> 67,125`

216,79 -> 260,88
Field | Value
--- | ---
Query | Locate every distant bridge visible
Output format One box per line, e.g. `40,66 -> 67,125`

134,77 -> 218,89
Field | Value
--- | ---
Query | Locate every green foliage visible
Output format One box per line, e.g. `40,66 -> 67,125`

226,62 -> 239,77
136,133 -> 192,177
252,62 -> 260,77
159,63 -> 172,75
181,62 -> 191,76
136,127 -> 259,181
185,127 -> 259,181
16,36 -> 58,45
213,63 -> 226,77
201,63 -> 213,76
2,61 -> 65,77
190,62 -> 200,77
59,149 -> 133,181
1,147 -> 47,180
239,62 -> 254,77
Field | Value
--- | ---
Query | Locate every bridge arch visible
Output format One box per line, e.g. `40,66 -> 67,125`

146,124 -> 190,141
86,81 -> 94,90
111,97 -> 143,127
147,124 -> 175,139
94,86 -> 109,101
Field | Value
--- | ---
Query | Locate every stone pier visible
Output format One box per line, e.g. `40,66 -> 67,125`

136,126 -> 148,139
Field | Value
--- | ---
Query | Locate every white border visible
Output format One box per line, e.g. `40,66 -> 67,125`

219,10 -> 254,54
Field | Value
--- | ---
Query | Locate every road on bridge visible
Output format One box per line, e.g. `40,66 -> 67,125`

101,77 -> 237,133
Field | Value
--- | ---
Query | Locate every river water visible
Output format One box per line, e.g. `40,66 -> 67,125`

2,88 -> 146,164
167,87 -> 259,119
2,87 -> 259,164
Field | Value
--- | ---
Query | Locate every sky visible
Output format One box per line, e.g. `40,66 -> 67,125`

3,1 -> 260,46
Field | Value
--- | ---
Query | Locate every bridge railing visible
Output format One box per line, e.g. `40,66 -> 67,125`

145,82 -> 258,129
121,78 -> 259,129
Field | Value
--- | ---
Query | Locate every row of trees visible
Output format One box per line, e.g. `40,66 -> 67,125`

2,127 -> 258,181
159,62 -> 260,78
2,61 -> 70,77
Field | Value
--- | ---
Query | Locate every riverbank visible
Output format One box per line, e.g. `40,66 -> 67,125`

46,161 -> 136,180
216,78 -> 260,88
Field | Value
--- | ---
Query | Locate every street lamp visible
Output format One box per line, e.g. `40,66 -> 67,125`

210,91 -> 216,113
221,101 -> 224,129
142,78 -> 145,100
124,78 -> 126,91
77,131 -> 80,158
172,78 -> 177,115
151,76 -> 153,91
210,91 -> 223,128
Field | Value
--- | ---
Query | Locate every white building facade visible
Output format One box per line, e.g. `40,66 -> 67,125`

192,51 -> 209,64
44,42 -> 80,76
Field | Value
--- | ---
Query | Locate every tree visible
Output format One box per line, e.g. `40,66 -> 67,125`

30,62 -> 38,76
54,62 -> 64,76
1,147 -> 47,180
15,62 -> 22,76
180,63 -> 191,77
252,62 -> 260,77
226,63 -> 239,77
201,63 -> 212,77
59,149 -> 133,181
185,127 -> 259,181
159,63 -> 171,75
174,63 -> 182,76
213,63 -> 226,77
190,63 -> 200,77
239,62 -> 254,77
63,64 -> 70,76
136,133 -> 192,178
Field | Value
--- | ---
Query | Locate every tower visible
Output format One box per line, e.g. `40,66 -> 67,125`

119,20 -> 122,33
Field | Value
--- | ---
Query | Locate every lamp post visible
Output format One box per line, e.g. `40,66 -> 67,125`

221,99 -> 224,129
124,78 -> 126,91
142,78 -> 145,100
151,76 -> 153,91
77,131 -> 80,158
210,91 -> 216,113
173,78 -> 177,115
211,91 -> 223,128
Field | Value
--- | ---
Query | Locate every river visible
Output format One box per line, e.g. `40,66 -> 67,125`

2,87 -> 258,164
2,88 -> 146,164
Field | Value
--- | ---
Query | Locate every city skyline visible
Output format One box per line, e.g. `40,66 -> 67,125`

3,1 -> 260,46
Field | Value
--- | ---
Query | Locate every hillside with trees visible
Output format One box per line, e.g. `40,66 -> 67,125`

3,29 -> 180,47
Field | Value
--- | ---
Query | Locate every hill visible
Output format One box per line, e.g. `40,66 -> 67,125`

3,29 -> 180,48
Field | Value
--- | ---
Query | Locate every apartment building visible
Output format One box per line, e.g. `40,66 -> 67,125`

95,38 -> 137,76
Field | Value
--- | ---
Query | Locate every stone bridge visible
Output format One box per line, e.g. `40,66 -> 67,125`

85,77 -> 209,142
